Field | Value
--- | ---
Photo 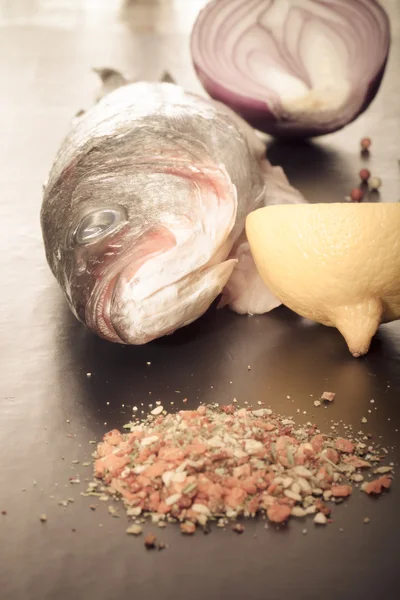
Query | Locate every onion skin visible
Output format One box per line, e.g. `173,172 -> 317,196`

191,0 -> 391,138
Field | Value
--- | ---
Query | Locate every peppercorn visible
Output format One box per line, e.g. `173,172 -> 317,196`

360,137 -> 371,151
359,168 -> 370,182
350,188 -> 364,202
368,176 -> 382,191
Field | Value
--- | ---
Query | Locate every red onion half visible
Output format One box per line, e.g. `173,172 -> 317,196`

191,0 -> 390,138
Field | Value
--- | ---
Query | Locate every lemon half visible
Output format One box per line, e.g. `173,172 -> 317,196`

246,203 -> 400,357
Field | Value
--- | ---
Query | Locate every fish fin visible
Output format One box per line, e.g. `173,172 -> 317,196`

261,159 -> 306,206
221,160 -> 305,314
159,71 -> 176,84
92,67 -> 130,101
219,236 -> 281,315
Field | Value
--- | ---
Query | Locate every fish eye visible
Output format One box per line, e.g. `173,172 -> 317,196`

74,208 -> 126,245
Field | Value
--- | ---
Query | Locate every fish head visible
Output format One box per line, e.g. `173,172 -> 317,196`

53,164 -> 238,344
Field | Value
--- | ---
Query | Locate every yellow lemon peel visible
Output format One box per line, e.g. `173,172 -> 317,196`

246,203 -> 400,357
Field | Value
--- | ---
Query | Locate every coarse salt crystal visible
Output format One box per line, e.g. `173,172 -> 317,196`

297,478 -> 312,493
126,524 -> 142,535
165,493 -> 182,506
120,467 -> 131,479
171,472 -> 187,483
151,513 -> 162,523
208,436 -> 224,448
233,449 -> 247,459
291,507 -> 307,518
197,514 -> 208,527
284,490 -> 302,502
374,466 -> 393,474
151,405 -> 164,416
282,477 -> 294,489
252,409 -> 270,418
192,504 -> 211,516
314,512 -> 328,525
291,482 -> 301,495
244,439 -> 263,455
141,435 -> 159,447
133,466 -> 146,475
305,505 -> 317,515
293,466 -> 312,478
126,507 -> 142,517
162,472 -> 174,487
175,460 -> 188,473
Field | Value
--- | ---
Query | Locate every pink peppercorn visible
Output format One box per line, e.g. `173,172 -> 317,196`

360,137 -> 371,151
359,169 -> 371,182
350,188 -> 364,202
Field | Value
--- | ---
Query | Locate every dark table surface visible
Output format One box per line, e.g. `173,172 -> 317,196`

1,1 -> 400,599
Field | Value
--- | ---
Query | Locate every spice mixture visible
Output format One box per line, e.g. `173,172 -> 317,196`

89,404 -> 393,535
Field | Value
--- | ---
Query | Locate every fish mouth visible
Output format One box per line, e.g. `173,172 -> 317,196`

108,258 -> 237,344
86,258 -> 237,345
87,273 -> 122,343
85,224 -> 178,343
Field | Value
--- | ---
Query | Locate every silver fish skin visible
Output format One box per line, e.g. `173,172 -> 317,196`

41,81 -> 303,344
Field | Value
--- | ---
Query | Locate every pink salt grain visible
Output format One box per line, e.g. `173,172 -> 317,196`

335,438 -> 354,454
267,503 -> 292,523
181,521 -> 196,535
363,476 -> 392,495
331,485 -> 352,498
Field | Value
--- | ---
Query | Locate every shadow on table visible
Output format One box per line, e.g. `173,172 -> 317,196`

55,289 -> 400,433
56,300 -> 301,417
247,315 -> 400,435
266,138 -> 354,203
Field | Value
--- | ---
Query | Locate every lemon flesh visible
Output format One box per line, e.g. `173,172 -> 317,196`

246,203 -> 400,357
